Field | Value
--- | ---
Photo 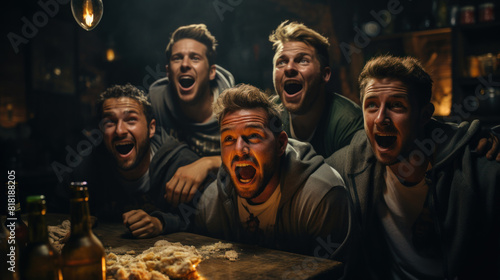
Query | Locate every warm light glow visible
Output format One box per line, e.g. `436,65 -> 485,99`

106,48 -> 116,62
71,0 -> 103,31
83,0 -> 94,27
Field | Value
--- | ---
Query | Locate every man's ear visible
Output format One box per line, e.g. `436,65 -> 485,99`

149,119 -> 156,139
277,131 -> 288,157
209,64 -> 216,81
322,66 -> 331,83
420,103 -> 435,126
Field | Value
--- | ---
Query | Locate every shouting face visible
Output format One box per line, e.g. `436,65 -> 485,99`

273,41 -> 330,115
362,78 -> 426,166
167,38 -> 216,105
101,97 -> 155,174
220,108 -> 287,203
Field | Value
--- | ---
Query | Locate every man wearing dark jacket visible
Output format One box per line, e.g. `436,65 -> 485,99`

54,84 -> 201,238
327,55 -> 500,279
148,24 -> 235,208
195,84 -> 352,260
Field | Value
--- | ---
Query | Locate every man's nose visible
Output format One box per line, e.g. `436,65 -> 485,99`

181,56 -> 191,70
235,137 -> 250,156
375,107 -> 390,127
284,61 -> 298,77
115,120 -> 127,136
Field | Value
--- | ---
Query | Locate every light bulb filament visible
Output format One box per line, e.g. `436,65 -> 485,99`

83,0 -> 94,27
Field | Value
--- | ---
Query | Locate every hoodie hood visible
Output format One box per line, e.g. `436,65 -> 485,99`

216,139 -> 325,207
427,119 -> 481,168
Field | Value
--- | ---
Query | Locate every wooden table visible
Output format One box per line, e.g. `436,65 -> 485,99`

47,214 -> 343,279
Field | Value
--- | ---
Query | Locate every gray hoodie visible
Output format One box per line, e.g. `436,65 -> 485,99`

194,139 -> 353,260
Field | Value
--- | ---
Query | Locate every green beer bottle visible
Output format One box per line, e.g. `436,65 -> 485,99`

20,195 -> 62,280
61,182 -> 106,280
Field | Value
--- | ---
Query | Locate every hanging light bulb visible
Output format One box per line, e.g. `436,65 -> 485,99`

71,0 -> 103,31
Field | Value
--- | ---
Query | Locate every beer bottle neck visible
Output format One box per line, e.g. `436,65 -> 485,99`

70,197 -> 92,235
28,212 -> 49,243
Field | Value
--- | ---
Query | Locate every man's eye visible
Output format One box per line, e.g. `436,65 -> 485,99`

299,58 -> 309,64
223,135 -> 234,142
101,119 -> 115,128
248,133 -> 263,142
192,56 -> 201,61
171,56 -> 182,62
392,102 -> 404,108
365,102 -> 377,109
276,60 -> 286,67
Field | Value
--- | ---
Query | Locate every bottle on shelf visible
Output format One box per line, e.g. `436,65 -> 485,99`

61,182 -> 106,280
20,195 -> 62,280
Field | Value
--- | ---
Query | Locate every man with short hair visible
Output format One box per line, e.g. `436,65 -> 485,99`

327,55 -> 500,279
269,20 -> 363,158
195,84 -> 352,259
148,23 -> 235,207
54,84 -> 200,238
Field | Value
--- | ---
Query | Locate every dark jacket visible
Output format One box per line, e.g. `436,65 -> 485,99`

327,119 -> 500,279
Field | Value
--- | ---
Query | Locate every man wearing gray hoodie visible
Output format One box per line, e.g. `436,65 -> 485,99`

195,84 -> 352,261
148,24 -> 235,208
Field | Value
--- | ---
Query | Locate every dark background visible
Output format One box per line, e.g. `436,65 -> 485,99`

1,0 -> 496,212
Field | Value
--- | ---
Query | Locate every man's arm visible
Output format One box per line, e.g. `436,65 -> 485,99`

164,156 -> 220,208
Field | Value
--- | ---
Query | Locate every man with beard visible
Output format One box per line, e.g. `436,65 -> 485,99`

148,24 -> 235,208
54,84 -> 200,238
194,84 -> 352,260
326,56 -> 500,279
269,21 -> 363,158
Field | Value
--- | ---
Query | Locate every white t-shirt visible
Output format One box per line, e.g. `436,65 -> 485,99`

378,164 -> 443,279
238,185 -> 281,246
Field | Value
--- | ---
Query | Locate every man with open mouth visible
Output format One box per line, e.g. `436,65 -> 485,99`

148,24 -> 235,208
53,84 -> 200,239
327,55 -> 500,279
194,84 -> 353,261
269,21 -> 363,158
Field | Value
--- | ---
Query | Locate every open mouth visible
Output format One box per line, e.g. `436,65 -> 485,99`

235,164 -> 256,183
179,77 -> 195,89
115,143 -> 134,155
375,134 -> 397,149
284,81 -> 303,95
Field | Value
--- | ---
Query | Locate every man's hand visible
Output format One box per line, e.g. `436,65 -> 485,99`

165,156 -> 220,208
474,130 -> 500,162
122,210 -> 163,239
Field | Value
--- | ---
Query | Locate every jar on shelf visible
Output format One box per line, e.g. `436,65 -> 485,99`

460,5 -> 476,25
479,2 -> 495,23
